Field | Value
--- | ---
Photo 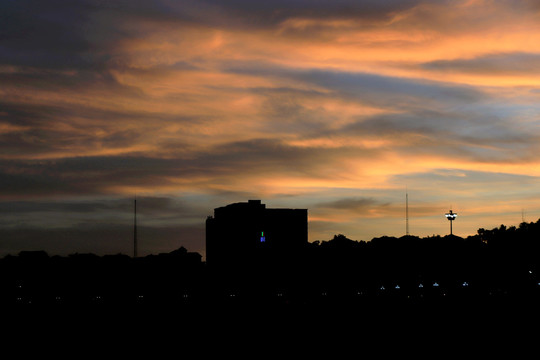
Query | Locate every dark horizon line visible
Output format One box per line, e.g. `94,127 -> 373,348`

3,216 -> 539,260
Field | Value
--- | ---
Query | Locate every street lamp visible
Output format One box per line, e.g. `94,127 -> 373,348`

445,210 -> 457,235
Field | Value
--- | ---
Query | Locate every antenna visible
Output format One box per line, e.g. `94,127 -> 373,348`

522,208 -> 525,223
405,189 -> 409,236
134,196 -> 137,258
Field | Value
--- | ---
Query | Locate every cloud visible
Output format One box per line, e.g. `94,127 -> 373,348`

224,63 -> 485,109
393,169 -> 540,195
1,0 -> 417,71
313,197 -> 410,221
0,196 -> 191,216
299,70 -> 484,106
0,1 -> 95,70
131,0 -> 435,33
0,156 -> 182,198
0,139 -> 343,198
422,52 -> 540,75
316,197 -> 381,211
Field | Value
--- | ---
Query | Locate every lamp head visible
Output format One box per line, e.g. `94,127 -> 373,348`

445,210 -> 457,220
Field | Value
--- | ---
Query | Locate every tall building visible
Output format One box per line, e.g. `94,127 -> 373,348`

205,200 -> 308,269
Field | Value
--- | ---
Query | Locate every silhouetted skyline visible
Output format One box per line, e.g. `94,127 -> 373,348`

4,216 -> 540,313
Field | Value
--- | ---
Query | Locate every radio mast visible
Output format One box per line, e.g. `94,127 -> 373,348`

406,190 -> 409,236
134,196 -> 137,258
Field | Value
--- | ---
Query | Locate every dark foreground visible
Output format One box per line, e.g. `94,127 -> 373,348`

3,290 -> 539,357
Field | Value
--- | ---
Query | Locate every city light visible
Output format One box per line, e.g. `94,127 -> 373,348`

445,210 -> 457,221
445,210 -> 457,235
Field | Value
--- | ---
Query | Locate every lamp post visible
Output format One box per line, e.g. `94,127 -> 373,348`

445,210 -> 457,235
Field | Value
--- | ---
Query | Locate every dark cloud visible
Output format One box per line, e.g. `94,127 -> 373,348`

341,109 -> 497,141
492,0 -> 540,13
299,69 -> 484,107
0,126 -> 146,158
0,132 -> 393,200
0,1 -> 94,70
315,197 -> 381,210
0,100 -> 61,128
0,0 -> 191,82
0,0 -> 438,73
0,141 -> 332,198
422,52 -> 540,75
344,110 -> 449,137
0,196 -> 191,216
0,168 -> 81,199
0,157 -> 184,198
394,169 -> 540,188
0,65 -> 144,104
0,95 -> 201,159
335,107 -> 540,163
224,64 -> 485,108
196,0 -> 425,25
82,0 -> 436,33
313,196 -> 412,222
204,137 -> 385,179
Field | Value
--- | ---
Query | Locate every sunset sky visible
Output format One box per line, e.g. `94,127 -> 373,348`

2,0 -> 540,259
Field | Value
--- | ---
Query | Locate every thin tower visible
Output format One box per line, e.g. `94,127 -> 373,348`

445,209 -> 457,235
134,196 -> 137,258
406,190 -> 409,236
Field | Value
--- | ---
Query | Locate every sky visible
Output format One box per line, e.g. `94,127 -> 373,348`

2,0 -> 540,259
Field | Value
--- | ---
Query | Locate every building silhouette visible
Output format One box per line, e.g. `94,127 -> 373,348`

205,200 -> 308,270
